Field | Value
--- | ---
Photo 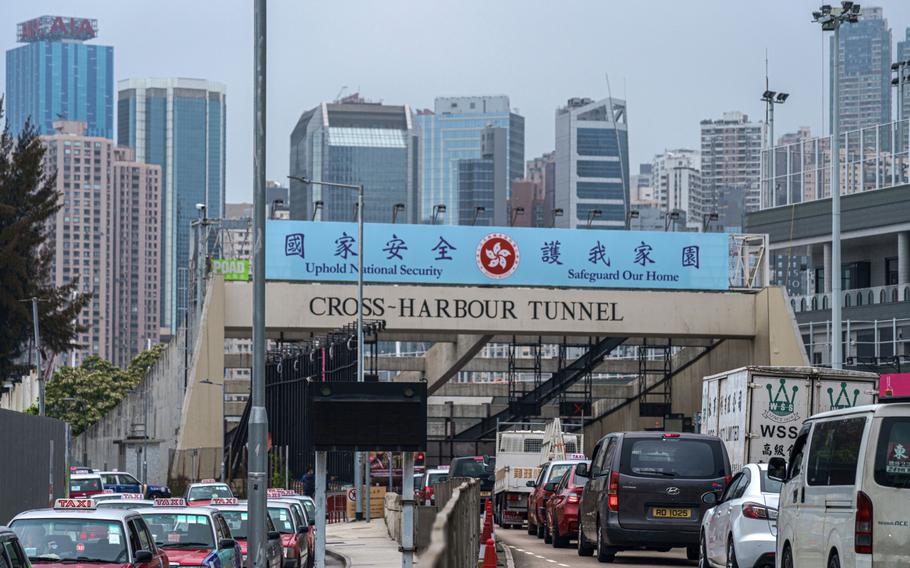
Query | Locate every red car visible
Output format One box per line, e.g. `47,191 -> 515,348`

69,473 -> 104,498
527,459 -> 579,538
544,461 -> 590,547
267,500 -> 312,568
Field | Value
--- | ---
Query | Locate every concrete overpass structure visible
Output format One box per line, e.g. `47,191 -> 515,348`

171,274 -> 808,476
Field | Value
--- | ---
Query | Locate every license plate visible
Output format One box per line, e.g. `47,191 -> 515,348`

480,491 -> 491,497
651,507 -> 691,519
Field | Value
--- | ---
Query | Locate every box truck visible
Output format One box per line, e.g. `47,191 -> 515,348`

701,366 -> 878,473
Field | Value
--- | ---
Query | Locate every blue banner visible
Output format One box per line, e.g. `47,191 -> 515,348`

266,220 -> 729,291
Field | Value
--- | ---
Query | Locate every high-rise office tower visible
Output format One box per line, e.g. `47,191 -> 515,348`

700,112 -> 764,229
526,151 -> 557,227
416,96 -> 524,224
117,78 -> 227,332
42,121 -> 160,367
897,28 -> 910,122
6,16 -> 113,138
289,94 -> 418,224
651,149 -> 704,230
456,125 -> 510,226
631,163 -> 656,206
554,97 -> 630,229
830,6 -> 891,133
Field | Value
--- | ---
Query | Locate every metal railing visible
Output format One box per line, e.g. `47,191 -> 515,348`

789,283 -> 910,313
761,118 -> 910,210
419,477 -> 480,567
797,317 -> 910,367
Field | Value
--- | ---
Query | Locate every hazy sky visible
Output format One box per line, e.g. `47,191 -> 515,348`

5,1 -> 910,203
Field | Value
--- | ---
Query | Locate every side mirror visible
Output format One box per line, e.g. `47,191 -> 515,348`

701,492 -> 717,506
525,481 -> 536,488
768,457 -> 787,482
134,550 -> 154,563
575,463 -> 589,477
267,531 -> 281,540
218,539 -> 235,551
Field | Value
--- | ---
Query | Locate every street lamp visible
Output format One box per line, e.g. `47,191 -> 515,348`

585,209 -> 602,228
626,209 -> 640,229
432,204 -> 446,225
550,208 -> 564,228
391,203 -> 406,224
761,90 -> 790,149
891,59 -> 910,122
289,175 -> 366,516
664,210 -> 681,232
510,207 -> 525,227
270,199 -> 285,220
702,212 -> 719,233
200,379 -> 226,482
813,1 -> 861,370
311,201 -> 323,221
471,206 -> 486,226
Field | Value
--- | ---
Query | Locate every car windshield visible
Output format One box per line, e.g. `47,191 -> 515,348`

573,463 -> 590,486
187,485 -> 232,500
547,464 -> 572,484
874,417 -> 910,489
140,513 -> 214,548
428,473 -> 448,485
760,470 -> 783,493
70,478 -> 102,493
622,438 -> 725,479
414,476 -> 424,490
267,508 -> 295,534
220,511 -> 249,539
300,500 -> 316,520
452,459 -> 493,477
11,518 -> 128,563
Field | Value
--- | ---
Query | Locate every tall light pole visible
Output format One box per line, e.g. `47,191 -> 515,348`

31,297 -> 44,416
761,90 -> 789,207
664,210 -> 681,232
248,0 -> 269,566
510,206 -> 525,227
311,201 -> 323,221
891,60 -> 910,123
391,203 -> 405,224
550,208 -> 564,228
471,206 -> 486,226
585,209 -> 601,228
431,204 -> 446,225
814,1 -> 860,369
702,212 -> 719,233
289,175 -> 365,520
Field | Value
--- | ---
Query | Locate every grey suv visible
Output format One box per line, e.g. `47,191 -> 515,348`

576,432 -> 731,563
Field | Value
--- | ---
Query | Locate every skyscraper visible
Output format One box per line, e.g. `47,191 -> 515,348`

456,125 -> 510,226
117,78 -> 227,332
651,149 -> 704,230
416,96 -> 524,224
42,121 -> 160,367
6,16 -> 113,138
830,6 -> 891,133
897,28 -> 910,122
700,112 -> 764,229
288,94 -> 418,224
554,97 -> 630,229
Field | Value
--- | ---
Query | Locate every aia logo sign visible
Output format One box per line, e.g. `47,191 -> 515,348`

476,233 -> 519,279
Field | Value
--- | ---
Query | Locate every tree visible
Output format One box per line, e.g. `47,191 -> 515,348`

0,98 -> 91,379
45,344 -> 167,435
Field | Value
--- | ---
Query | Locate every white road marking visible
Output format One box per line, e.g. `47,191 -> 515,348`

535,554 -> 545,558
558,564 -> 570,567
546,560 -> 557,564
524,551 -> 535,555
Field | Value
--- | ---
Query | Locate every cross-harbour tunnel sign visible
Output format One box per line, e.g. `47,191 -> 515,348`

266,220 -> 730,290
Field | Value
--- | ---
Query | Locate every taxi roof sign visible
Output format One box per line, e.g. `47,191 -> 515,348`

200,479 -> 218,484
210,498 -> 239,505
102,489 -> 115,494
154,498 -> 186,507
120,493 -> 145,500
54,498 -> 96,510
266,489 -> 284,498
568,453 -> 587,460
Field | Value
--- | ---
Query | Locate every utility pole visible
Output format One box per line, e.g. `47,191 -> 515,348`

247,0 -> 269,567
32,297 -> 44,416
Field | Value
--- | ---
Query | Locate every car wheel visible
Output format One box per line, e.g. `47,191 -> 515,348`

725,538 -> 738,568
578,521 -> 595,557
781,544 -> 794,568
527,518 -> 537,536
596,519 -> 616,563
537,517 -> 545,539
828,552 -> 840,568
543,517 -> 552,545
698,532 -> 708,568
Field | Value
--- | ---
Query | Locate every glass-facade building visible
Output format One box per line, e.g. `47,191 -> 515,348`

554,97 -> 630,229
117,78 -> 227,332
5,17 -> 112,138
457,159 -> 495,225
289,97 -> 418,224
416,96 -> 524,225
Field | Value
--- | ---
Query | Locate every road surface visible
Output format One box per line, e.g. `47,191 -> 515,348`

498,528 -> 694,568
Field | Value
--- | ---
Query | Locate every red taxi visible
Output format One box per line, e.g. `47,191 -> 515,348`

208,498 -> 283,568
95,494 -> 154,511
527,458 -> 584,538
136,498 -> 241,568
69,473 -> 104,499
544,460 -> 590,548
185,480 -> 234,506
266,495 -> 311,568
10,498 -> 167,568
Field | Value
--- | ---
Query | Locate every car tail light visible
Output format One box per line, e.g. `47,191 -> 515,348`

607,471 -> 619,512
855,491 -> 873,555
742,502 -> 777,520
572,486 -> 584,495
567,495 -> 580,504
662,433 -> 680,438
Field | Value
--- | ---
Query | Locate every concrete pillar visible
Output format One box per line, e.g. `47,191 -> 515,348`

899,232 -> 910,285
824,242 -> 833,294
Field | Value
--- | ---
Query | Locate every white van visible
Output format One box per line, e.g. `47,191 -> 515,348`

769,399 -> 910,568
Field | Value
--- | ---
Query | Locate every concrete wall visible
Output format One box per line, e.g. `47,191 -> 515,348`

74,325 -> 187,485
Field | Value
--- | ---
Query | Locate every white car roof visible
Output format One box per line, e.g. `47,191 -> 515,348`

807,401 -> 910,422
135,506 -> 217,515
97,500 -> 155,507
71,473 -> 101,479
12,508 -> 136,523
426,469 -> 449,475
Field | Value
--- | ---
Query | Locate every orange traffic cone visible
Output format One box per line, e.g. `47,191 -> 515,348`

482,537 -> 497,568
481,499 -> 493,542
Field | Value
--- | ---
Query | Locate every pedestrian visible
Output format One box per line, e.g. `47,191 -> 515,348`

301,466 -> 315,497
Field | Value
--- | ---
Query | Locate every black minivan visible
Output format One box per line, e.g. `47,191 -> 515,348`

576,432 -> 731,563
449,456 -> 496,505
